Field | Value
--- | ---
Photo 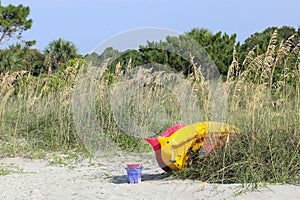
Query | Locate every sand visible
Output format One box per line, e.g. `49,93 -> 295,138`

0,152 -> 299,200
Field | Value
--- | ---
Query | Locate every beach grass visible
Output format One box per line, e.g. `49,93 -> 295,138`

174,31 -> 300,185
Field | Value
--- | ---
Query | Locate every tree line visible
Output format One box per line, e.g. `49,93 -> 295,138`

1,3 -> 299,79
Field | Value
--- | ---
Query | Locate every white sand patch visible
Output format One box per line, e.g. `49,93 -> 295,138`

0,153 -> 299,200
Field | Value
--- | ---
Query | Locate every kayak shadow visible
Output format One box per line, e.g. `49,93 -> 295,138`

112,172 -> 172,184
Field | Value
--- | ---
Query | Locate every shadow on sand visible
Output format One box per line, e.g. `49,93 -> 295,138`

112,172 -> 172,184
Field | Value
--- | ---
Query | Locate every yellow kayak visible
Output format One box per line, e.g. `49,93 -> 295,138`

157,121 -> 239,171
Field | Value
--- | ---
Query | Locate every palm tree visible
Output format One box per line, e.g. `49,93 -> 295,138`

0,43 -> 25,72
45,38 -> 78,66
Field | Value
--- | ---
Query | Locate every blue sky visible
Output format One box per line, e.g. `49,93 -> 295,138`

1,0 -> 300,55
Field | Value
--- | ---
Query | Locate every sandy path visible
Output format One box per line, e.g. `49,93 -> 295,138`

0,152 -> 299,200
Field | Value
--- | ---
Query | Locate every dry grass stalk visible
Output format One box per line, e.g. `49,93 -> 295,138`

275,34 -> 296,65
0,71 -> 27,110
227,46 -> 240,81
261,30 -> 277,84
115,61 -> 122,77
242,46 -> 257,67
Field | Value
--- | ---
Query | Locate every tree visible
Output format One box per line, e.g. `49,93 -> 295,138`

25,48 -> 46,75
85,47 -> 121,67
0,43 -> 45,74
104,29 -> 237,78
0,3 -> 33,44
239,26 -> 299,60
139,37 -> 192,74
44,38 -> 78,72
186,28 -> 238,76
84,52 -> 102,66
99,47 -> 120,61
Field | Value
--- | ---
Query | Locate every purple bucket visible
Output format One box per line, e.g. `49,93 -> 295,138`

125,166 -> 143,184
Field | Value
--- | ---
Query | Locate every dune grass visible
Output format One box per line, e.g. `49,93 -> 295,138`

174,31 -> 300,185
174,81 -> 300,185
